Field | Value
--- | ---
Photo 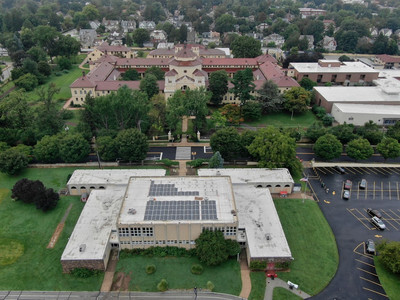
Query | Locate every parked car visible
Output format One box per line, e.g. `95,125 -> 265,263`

344,180 -> 352,190
371,216 -> 386,230
335,166 -> 345,174
365,239 -> 376,254
367,208 -> 382,219
359,179 -> 367,189
343,190 -> 350,200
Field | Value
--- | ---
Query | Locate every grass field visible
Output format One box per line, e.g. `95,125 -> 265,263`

248,272 -> 266,300
273,287 -> 302,300
0,168 -> 104,290
245,111 -> 316,129
115,255 -> 241,295
274,198 -> 338,295
374,257 -> 400,299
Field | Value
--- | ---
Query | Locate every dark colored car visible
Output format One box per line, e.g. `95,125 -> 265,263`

343,190 -> 350,200
335,166 -> 345,174
367,208 -> 382,219
365,239 -> 376,254
344,180 -> 352,190
359,179 -> 367,189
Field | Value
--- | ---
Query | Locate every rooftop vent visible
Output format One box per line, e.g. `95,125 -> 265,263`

265,234 -> 271,241
231,210 -> 237,216
79,244 -> 86,252
128,208 -> 137,215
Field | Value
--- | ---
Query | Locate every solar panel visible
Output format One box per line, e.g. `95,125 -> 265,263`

148,181 -> 200,197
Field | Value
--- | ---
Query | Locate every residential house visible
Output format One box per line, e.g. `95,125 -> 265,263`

323,20 -> 335,31
150,30 -> 167,43
299,8 -> 326,18
200,31 -> 221,46
370,27 -> 379,37
375,54 -> 400,69
89,20 -> 101,30
139,21 -> 156,30
80,29 -> 97,48
322,36 -> 337,52
121,20 -> 136,33
264,34 -> 285,48
256,23 -> 269,32
379,28 -> 393,37
300,35 -> 314,50
102,19 -> 120,32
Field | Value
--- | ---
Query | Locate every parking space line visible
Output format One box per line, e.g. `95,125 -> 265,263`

389,209 -> 400,220
316,167 -> 326,175
373,182 -> 376,200
348,210 -> 373,230
355,167 -> 370,174
346,167 -> 356,174
357,183 -> 360,199
381,182 -> 384,200
374,168 -> 387,175
362,287 -> 389,298
390,168 -> 400,175
321,167 -> 334,174
355,259 -> 375,268
397,182 -> 399,200
381,210 -> 400,230
357,267 -> 378,277
365,184 -> 368,200
366,167 -> 378,174
360,276 -> 382,287
306,181 -> 320,203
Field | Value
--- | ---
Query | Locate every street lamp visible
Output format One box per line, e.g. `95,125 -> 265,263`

194,287 -> 197,300
191,151 -> 197,160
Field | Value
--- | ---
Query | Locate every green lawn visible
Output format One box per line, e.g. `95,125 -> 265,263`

374,257 -> 400,299
245,111 -> 316,129
24,65 -> 83,103
274,199 -> 338,295
0,81 -> 14,95
115,254 -> 241,295
0,168 -> 104,290
248,272 -> 266,300
273,287 -> 302,300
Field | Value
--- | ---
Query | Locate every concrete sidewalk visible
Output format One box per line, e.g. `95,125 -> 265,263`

264,277 -> 311,299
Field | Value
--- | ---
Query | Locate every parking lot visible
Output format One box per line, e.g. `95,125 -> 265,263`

307,165 -> 399,300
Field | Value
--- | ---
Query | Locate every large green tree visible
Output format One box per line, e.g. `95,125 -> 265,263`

247,127 -> 302,174
59,134 -> 90,163
209,70 -> 229,105
0,147 -> 29,175
183,88 -> 210,132
140,74 -> 159,99
346,138 -> 374,161
214,14 -> 236,34
115,128 -> 149,162
377,138 -> 400,161
376,240 -> 400,274
132,28 -> 150,47
96,136 -> 118,162
283,87 -> 311,116
329,123 -> 358,144
305,121 -> 328,143
210,127 -> 242,162
230,68 -> 255,105
256,80 -> 284,114
314,134 -> 343,161
231,36 -> 262,58
166,91 -> 185,132
34,135 -> 60,163
386,121 -> 400,142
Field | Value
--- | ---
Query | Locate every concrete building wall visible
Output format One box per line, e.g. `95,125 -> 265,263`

295,71 -> 377,85
71,87 -> 95,105
331,107 -> 400,126
61,259 -> 106,273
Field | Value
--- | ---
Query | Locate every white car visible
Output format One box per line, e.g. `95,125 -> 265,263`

371,216 -> 386,230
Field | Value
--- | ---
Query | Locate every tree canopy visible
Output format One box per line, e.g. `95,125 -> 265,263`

256,80 -> 284,114
115,128 -> 149,162
346,138 -> 374,161
376,240 -> 400,274
314,134 -> 343,161
283,87 -> 311,115
230,68 -> 255,105
210,127 -> 242,162
209,70 -> 229,105
231,36 -> 262,58
377,138 -> 400,161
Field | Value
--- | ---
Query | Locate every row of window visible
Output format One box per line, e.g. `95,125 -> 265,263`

70,186 -> 105,190
119,227 -> 154,237
202,227 -> 237,236
74,90 -> 92,95
120,240 -> 196,245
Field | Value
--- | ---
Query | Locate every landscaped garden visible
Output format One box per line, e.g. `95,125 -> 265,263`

114,254 -> 241,294
274,198 -> 339,295
244,111 -> 316,129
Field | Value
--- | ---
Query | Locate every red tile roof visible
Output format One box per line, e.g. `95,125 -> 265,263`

95,80 -> 164,91
175,48 -> 197,59
169,58 -> 202,67
256,54 -> 277,64
70,75 -> 96,88
270,76 -> 299,87
98,42 -> 130,52
115,58 -> 170,66
202,58 -> 258,66
376,54 -> 400,63
87,62 -> 115,82
193,69 -> 208,77
165,69 -> 178,76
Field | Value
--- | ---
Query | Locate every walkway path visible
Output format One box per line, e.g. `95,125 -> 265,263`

181,116 -> 188,144
178,160 -> 189,176
239,259 -> 251,299
47,203 -> 73,249
264,277 -> 311,299
100,249 -> 119,292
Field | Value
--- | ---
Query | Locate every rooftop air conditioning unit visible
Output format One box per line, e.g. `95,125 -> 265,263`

79,244 -> 86,252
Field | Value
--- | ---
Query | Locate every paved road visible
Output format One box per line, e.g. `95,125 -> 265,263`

0,291 -> 243,300
1,62 -> 13,81
306,166 -> 399,299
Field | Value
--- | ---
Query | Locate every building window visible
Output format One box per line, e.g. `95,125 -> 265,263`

118,228 -> 129,237
131,227 -> 141,236
74,91 -> 77,94
346,74 -> 351,80
360,74 -> 366,80
142,227 -> 153,237
225,227 -> 237,236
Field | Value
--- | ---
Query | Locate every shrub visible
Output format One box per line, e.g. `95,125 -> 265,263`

71,268 -> 100,278
187,158 -> 208,168
207,281 -> 215,291
275,261 -> 291,269
157,159 -> 178,166
250,261 -> 267,270
14,73 -> 38,91
157,279 -> 168,292
55,72 -> 62,76
322,115 -> 333,126
191,264 -> 204,275
146,264 -> 156,274
62,69 -> 69,73
314,106 -> 327,119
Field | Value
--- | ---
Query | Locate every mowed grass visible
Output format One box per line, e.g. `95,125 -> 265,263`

115,255 -> 241,295
248,272 -> 266,300
274,199 -> 338,295
245,111 -> 316,129
273,287 -> 302,300
374,257 -> 400,299
0,168 -> 104,290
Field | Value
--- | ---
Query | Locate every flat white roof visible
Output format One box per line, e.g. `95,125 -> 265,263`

61,187 -> 126,261
290,61 -> 378,73
333,103 -> 400,115
118,176 -> 237,224
67,169 -> 166,186
234,185 -> 292,260
198,168 -> 294,185
314,86 -> 400,102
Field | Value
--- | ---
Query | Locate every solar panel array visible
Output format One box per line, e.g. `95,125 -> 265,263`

148,181 -> 199,197
144,200 -> 218,221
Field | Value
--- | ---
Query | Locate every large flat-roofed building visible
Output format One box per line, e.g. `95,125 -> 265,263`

288,60 -> 379,85
61,169 -> 293,272
314,86 -> 400,113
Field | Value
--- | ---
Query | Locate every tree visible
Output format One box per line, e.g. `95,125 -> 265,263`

283,87 -> 311,116
242,102 -> 262,121
247,127 -> 302,175
215,14 -> 235,34
231,36 -> 262,58
209,151 -> 224,168
209,70 -> 229,105
356,121 -> 383,145
12,179 -> 45,203
0,147 -> 29,175
59,134 -> 90,163
314,134 -> 343,161
230,68 -> 255,105
157,279 -> 168,292
34,135 -> 60,163
32,25 -> 60,59
37,61 -> 52,76
166,91 -> 185,131
219,104 -> 242,125
256,80 -> 284,114
183,88 -> 210,132
299,77 -> 317,91
346,138 -> 374,160
210,127 -> 241,161
386,121 -> 400,142
58,57 -> 72,70
377,138 -> 400,161
82,4 -> 99,21
140,74 -> 159,99
376,240 -> 400,274
195,230 -> 239,266
96,136 -> 118,162
0,90 -> 32,131
14,73 -> 38,91
329,123 -> 358,144
57,35 -> 81,58
240,130 -> 257,158
122,69 -> 140,81
35,188 -> 59,212
115,128 -> 149,162
132,28 -> 150,47
145,67 -> 165,80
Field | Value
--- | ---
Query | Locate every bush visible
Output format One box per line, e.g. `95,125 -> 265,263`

314,107 -> 327,119
250,261 -> 267,271
55,72 -> 62,76
58,57 -> 72,70
191,264 -> 204,275
119,246 -> 195,258
157,159 -> 178,167
14,73 -> 38,91
322,115 -> 333,126
62,69 -> 69,73
71,268 -> 100,278
275,261 -> 291,269
61,109 -> 74,120
207,281 -> 215,291
146,264 -> 156,274
157,279 -> 168,292
187,158 -> 208,168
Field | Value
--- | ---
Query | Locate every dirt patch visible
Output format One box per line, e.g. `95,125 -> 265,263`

111,272 -> 130,291
46,203 -> 73,248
